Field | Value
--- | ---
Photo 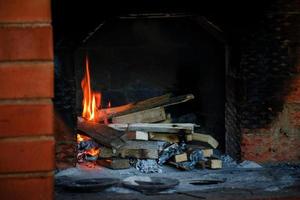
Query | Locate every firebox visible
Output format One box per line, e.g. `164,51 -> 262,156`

55,13 -> 227,167
52,1 -> 300,199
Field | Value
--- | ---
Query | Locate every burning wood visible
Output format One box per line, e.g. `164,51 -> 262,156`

77,117 -> 126,149
77,55 -> 221,171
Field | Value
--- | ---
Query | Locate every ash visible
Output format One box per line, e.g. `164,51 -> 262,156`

133,159 -> 162,173
55,163 -> 300,195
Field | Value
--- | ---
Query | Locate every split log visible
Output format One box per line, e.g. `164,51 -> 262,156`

96,93 -> 194,122
125,131 -> 149,141
112,107 -> 166,123
109,123 -> 198,134
99,141 -> 159,159
77,117 -> 125,149
97,158 -> 130,169
149,132 -> 180,143
191,133 -> 219,149
99,148 -> 158,159
120,149 -> 158,159
202,149 -> 214,157
149,132 -> 193,143
98,147 -> 116,158
207,159 -> 222,169
173,153 -> 188,162
118,140 -> 160,159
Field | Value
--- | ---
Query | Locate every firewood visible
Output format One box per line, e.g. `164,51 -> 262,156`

111,93 -> 194,117
186,134 -> 193,141
148,132 -> 193,143
125,131 -> 149,141
109,123 -> 198,134
99,146 -> 158,159
207,159 -> 222,169
160,113 -> 173,123
97,158 -> 130,169
98,147 -> 119,158
77,117 -> 125,149
96,93 -> 194,122
174,153 -> 188,162
112,107 -> 167,123
149,133 -> 180,143
120,149 -> 158,159
202,149 -> 214,157
191,133 -> 219,148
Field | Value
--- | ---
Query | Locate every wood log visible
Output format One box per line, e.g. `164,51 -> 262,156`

99,147 -> 116,158
174,153 -> 188,162
112,107 -> 166,123
120,149 -> 158,159
125,131 -> 149,141
149,132 -> 180,143
118,140 -> 160,159
207,159 -> 222,169
96,93 -> 194,121
97,158 -> 130,169
191,133 -> 219,148
109,123 -> 198,133
202,149 -> 214,157
111,93 -> 194,117
99,141 -> 159,159
148,132 -> 192,143
77,117 -> 126,149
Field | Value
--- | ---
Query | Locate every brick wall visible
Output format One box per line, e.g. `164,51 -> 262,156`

0,0 -> 54,199
240,0 -> 300,163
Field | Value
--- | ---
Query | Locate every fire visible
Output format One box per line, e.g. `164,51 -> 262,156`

85,147 -> 100,157
81,55 -> 101,121
77,133 -> 91,143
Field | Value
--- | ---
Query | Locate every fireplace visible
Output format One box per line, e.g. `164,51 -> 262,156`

52,0 -> 300,198
0,0 -> 300,199
54,13 -> 228,168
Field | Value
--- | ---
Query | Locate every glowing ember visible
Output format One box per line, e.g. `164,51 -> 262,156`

81,55 -> 102,121
85,147 -> 100,157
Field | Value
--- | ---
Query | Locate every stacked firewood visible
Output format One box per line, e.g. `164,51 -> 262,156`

77,93 -> 222,171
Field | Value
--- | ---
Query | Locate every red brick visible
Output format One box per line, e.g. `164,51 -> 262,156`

241,129 -> 300,163
0,100 -> 53,137
0,0 -> 51,23
288,104 -> 300,128
0,175 -> 53,200
285,75 -> 300,103
0,138 -> 54,173
0,62 -> 53,98
0,26 -> 53,61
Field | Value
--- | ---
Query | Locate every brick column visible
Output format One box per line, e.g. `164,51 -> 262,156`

240,0 -> 300,163
0,0 -> 54,199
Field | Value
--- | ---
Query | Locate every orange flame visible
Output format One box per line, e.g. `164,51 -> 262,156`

77,133 -> 91,143
85,147 -> 100,157
81,55 -> 101,121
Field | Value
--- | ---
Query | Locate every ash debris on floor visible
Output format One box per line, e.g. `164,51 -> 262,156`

55,160 -> 300,199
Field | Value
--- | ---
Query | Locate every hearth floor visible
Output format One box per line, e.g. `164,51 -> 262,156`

55,164 -> 300,200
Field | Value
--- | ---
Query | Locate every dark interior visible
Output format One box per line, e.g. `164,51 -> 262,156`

52,0 -> 283,159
